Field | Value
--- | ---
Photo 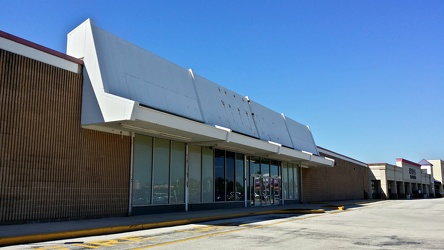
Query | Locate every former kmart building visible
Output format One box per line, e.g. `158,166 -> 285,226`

3,19 -> 436,224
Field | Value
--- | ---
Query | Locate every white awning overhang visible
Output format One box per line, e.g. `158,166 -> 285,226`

68,19 -> 334,168
83,104 -> 334,167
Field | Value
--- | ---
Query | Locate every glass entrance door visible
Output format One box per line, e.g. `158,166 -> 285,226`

271,175 -> 281,205
251,175 -> 281,206
261,176 -> 272,205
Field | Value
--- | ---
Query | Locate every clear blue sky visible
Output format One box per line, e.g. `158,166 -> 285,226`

1,1 -> 443,164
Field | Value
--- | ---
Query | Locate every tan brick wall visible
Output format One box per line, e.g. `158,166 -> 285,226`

302,152 -> 369,203
0,49 -> 131,223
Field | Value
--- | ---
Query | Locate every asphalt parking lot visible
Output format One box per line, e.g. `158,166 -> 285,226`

3,198 -> 444,249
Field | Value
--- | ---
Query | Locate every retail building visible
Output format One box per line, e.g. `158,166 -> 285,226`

369,158 -> 432,199
427,159 -> 444,197
1,19 -> 369,224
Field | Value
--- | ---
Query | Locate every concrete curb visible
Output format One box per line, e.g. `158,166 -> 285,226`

0,209 -> 325,247
322,205 -> 346,210
274,209 -> 325,214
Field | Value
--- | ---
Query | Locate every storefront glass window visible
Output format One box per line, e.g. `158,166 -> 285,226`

250,156 -> 261,175
189,145 -> 202,203
153,138 -> 170,204
215,149 -> 225,201
270,160 -> 279,176
170,141 -> 185,204
249,157 -> 259,202
293,165 -> 300,200
132,135 -> 152,206
202,147 -> 214,202
226,151 -> 235,201
282,162 -> 288,199
288,166 -> 295,199
261,158 -> 270,176
235,153 -> 244,201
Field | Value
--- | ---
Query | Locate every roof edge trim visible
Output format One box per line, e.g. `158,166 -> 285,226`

396,158 -> 421,168
0,30 -> 83,65
317,146 -> 367,167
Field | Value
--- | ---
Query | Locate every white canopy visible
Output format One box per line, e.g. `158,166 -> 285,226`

67,19 -> 333,167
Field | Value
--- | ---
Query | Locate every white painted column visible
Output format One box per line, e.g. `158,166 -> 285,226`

381,169 -> 389,199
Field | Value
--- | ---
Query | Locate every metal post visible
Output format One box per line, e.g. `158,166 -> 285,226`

244,155 -> 247,208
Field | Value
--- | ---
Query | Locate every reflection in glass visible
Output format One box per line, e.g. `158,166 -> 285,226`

289,166 -> 295,199
235,153 -> 244,201
270,160 -> 279,177
170,141 -> 185,204
270,160 -> 280,204
261,158 -> 270,176
226,151 -> 235,201
254,175 -> 261,205
189,145 -> 202,203
249,156 -> 260,203
282,162 -> 289,199
153,138 -> 170,204
294,165 -> 300,200
250,156 -> 261,175
214,149 -> 225,201
202,147 -> 214,202
132,135 -> 152,206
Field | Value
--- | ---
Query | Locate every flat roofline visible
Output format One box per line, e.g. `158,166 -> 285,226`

0,30 -> 83,65
428,159 -> 444,163
368,163 -> 388,166
317,146 -> 367,167
368,163 -> 398,167
396,158 -> 421,167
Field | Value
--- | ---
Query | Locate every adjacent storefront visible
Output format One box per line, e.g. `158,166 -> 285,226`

369,158 -> 432,199
428,160 -> 444,197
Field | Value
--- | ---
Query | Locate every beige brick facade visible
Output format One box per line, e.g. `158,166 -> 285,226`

0,50 -> 131,224
302,150 -> 369,203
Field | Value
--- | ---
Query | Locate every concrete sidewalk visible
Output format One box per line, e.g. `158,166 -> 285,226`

0,200 -> 375,246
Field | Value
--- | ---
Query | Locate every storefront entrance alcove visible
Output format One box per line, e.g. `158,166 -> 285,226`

249,157 -> 282,206
251,174 -> 281,206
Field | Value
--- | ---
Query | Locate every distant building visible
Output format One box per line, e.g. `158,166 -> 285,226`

427,160 -> 444,197
369,158 -> 433,199
418,159 -> 436,196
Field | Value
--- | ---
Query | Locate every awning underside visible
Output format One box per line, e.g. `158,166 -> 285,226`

84,105 -> 334,167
